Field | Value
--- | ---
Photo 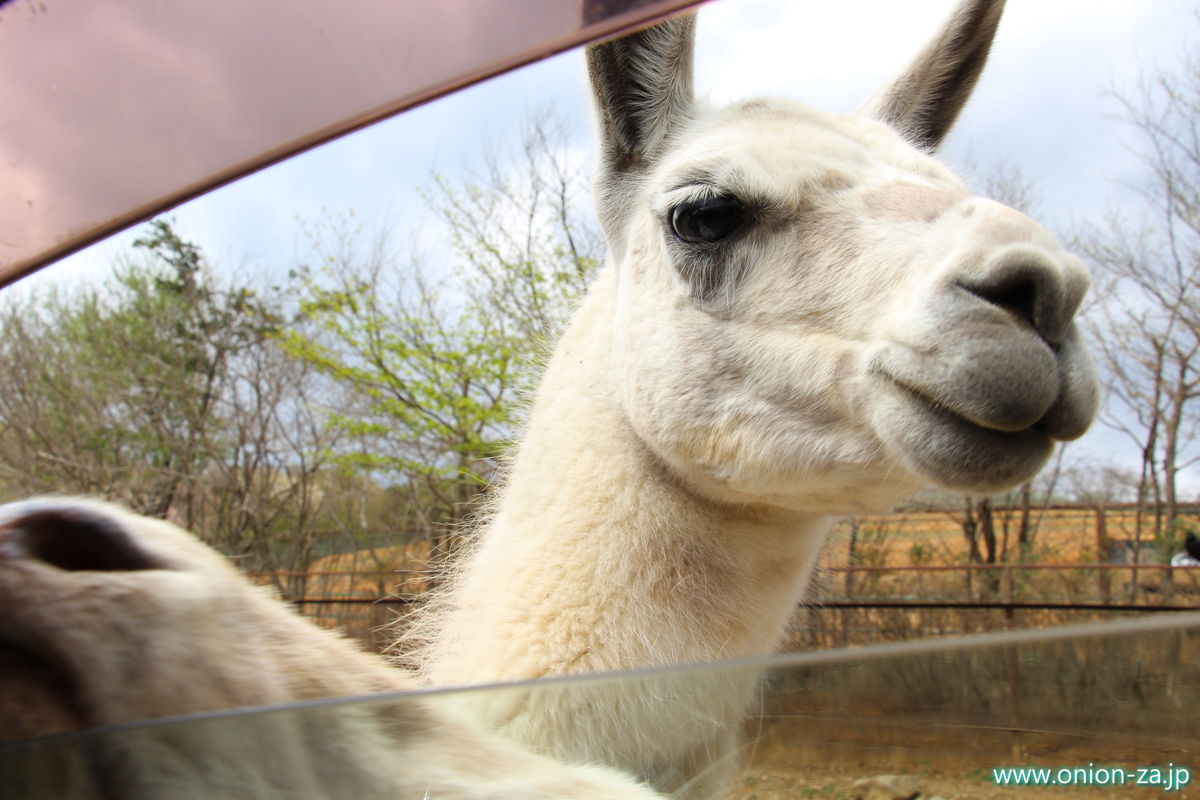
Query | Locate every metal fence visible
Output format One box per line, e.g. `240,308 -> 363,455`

257,562 -> 1200,653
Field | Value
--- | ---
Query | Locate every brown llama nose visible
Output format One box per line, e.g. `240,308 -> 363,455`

955,244 -> 1089,346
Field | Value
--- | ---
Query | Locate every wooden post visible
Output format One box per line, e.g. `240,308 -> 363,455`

1003,564 -> 1015,630
845,517 -> 859,598
1094,506 -> 1111,604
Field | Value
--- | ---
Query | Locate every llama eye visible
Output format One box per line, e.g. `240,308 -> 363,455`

669,195 -> 744,244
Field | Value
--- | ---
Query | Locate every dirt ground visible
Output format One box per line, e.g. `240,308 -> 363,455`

730,770 -> 1195,800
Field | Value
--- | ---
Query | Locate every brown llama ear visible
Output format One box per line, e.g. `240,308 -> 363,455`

0,502 -> 164,573
859,0 -> 1006,151
586,14 -> 695,243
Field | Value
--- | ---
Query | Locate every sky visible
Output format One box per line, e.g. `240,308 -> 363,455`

15,0 -> 1200,491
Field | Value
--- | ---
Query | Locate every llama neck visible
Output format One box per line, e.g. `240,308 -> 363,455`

425,268 -> 829,685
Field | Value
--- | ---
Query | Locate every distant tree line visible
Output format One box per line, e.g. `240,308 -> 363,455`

0,118 -> 600,588
2,35 -> 1199,582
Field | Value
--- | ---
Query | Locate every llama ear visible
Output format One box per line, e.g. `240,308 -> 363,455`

0,503 -> 165,572
586,15 -> 695,238
859,0 -> 1005,151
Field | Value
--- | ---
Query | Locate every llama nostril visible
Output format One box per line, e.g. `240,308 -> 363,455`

0,504 -> 163,572
963,274 -> 1039,330
956,248 -> 1072,345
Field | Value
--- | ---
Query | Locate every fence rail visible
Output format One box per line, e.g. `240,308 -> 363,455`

260,562 -> 1200,581
260,562 -> 1200,652
260,562 -> 1200,600
286,596 -> 1200,612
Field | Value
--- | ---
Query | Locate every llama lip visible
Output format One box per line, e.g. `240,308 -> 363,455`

871,372 -> 1054,491
867,334 -> 1060,434
871,366 -> 1047,436
868,355 -> 1046,434
868,322 -> 1098,447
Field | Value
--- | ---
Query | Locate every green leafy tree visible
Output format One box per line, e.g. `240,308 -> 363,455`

280,230 -> 522,534
281,117 -> 602,547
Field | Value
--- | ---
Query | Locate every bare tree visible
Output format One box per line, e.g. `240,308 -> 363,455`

0,227 -> 235,515
0,221 -> 346,586
429,112 -> 604,347
972,158 -> 1043,219
196,334 -> 349,597
1078,49 -> 1200,552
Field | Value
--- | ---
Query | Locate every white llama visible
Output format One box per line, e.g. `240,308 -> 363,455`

0,1 -> 1098,798
415,0 -> 1097,796
0,498 -> 663,798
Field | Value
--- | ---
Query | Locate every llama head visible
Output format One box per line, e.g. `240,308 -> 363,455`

585,0 -> 1098,513
0,501 -> 670,799
0,498 -> 303,741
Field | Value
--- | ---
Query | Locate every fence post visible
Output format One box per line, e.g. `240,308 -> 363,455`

1095,506 -> 1110,604
1003,565 -> 1014,630
845,518 -> 858,598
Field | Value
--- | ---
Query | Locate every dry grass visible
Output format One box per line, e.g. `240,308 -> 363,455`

820,507 -> 1200,568
254,506 -> 1200,654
